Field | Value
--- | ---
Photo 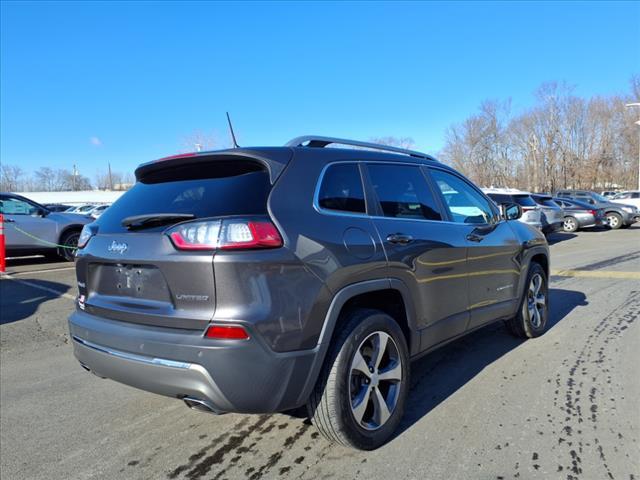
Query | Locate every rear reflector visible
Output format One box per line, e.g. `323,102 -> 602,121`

204,325 -> 250,340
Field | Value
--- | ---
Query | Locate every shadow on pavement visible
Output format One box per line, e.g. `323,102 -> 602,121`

396,287 -> 587,437
546,232 -> 576,244
0,278 -> 72,324
6,255 -> 64,267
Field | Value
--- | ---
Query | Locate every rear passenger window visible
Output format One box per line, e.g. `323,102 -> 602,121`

318,164 -> 366,213
367,164 -> 441,220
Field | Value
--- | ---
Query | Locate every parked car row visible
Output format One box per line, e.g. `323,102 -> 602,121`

483,188 -> 639,234
43,203 -> 112,219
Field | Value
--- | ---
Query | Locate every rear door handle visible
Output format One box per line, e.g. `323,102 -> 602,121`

387,233 -> 414,245
466,233 -> 483,242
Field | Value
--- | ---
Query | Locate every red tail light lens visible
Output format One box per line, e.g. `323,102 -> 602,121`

205,324 -> 250,340
588,210 -> 597,216
167,218 -> 282,251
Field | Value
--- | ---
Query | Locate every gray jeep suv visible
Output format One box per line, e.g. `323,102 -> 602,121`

69,136 -> 550,450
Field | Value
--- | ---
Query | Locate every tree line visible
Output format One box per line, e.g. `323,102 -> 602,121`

440,77 -> 640,192
0,165 -> 134,192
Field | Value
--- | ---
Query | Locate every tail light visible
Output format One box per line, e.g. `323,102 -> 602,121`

588,210 -> 597,216
204,324 -> 250,340
167,217 -> 282,251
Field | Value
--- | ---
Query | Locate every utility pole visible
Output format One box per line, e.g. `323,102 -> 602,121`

108,162 -> 114,190
625,103 -> 640,190
72,164 -> 78,191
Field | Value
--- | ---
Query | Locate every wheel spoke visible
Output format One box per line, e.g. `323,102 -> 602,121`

532,305 -> 541,327
378,361 -> 401,382
351,386 -> 372,424
371,387 -> 391,426
532,275 -> 541,295
351,349 -> 371,377
373,333 -> 388,370
536,294 -> 546,307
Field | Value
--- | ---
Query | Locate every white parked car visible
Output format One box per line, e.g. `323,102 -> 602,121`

88,204 -> 110,218
65,204 -> 96,214
483,188 -> 543,230
610,191 -> 640,210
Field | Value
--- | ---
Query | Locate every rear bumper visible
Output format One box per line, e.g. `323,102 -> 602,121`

69,310 -> 318,413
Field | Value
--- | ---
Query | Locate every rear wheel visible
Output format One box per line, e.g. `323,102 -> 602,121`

58,230 -> 80,261
605,212 -> 623,230
307,309 -> 409,450
563,216 -> 579,233
506,262 -> 548,338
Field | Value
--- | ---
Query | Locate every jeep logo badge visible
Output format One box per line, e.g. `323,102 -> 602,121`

107,240 -> 128,254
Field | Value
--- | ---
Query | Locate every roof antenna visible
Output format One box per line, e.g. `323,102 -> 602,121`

226,112 -> 240,148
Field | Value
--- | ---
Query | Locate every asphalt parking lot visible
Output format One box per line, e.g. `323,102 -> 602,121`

1,227 -> 639,480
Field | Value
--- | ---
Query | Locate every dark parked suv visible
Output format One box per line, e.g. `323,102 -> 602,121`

69,136 -> 550,449
555,190 -> 638,229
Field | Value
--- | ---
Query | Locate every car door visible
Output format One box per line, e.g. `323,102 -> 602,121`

363,162 -> 470,352
427,168 -> 522,331
0,196 -> 57,250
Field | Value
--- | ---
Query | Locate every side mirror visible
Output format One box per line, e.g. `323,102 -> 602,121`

500,202 -> 522,221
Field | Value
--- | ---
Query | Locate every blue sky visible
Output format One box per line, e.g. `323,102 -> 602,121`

1,1 -> 638,178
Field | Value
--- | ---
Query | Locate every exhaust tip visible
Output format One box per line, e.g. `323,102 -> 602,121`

183,397 -> 221,415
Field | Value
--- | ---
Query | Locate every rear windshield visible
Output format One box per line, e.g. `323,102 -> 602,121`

533,196 -> 559,208
513,195 -> 537,207
97,161 -> 271,233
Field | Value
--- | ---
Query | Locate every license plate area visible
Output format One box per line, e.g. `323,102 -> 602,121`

88,263 -> 171,302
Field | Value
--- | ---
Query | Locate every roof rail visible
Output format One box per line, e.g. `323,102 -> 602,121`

285,135 -> 436,161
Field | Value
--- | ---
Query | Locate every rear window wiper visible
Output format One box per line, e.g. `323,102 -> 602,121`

122,213 -> 195,230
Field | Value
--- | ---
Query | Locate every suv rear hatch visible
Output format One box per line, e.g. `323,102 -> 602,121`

75,149 -> 291,330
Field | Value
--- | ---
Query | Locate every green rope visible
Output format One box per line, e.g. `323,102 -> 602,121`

8,224 -> 78,249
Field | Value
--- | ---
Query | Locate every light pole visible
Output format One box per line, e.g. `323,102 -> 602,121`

625,103 -> 640,190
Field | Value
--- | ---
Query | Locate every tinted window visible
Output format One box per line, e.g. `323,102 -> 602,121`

367,164 -> 441,220
318,164 -> 366,213
0,197 -> 39,215
486,193 -> 510,204
98,162 -> 271,233
430,169 -> 495,224
513,195 -> 537,207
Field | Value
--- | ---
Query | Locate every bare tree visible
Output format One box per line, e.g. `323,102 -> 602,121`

181,130 -> 218,153
0,164 -> 25,191
369,136 -> 416,150
441,78 -> 639,191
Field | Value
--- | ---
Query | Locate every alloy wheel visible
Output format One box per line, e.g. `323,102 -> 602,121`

348,331 -> 402,431
527,273 -> 546,328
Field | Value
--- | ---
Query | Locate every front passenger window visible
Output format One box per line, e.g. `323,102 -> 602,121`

429,169 -> 495,224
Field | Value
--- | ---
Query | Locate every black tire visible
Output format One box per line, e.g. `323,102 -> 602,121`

605,212 -> 623,230
506,262 -> 548,338
562,216 -> 579,233
307,309 -> 409,450
58,230 -> 80,262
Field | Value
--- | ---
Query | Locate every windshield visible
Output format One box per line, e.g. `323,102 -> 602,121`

97,164 -> 271,234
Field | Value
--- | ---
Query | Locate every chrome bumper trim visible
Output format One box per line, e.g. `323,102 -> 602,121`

72,336 -> 192,369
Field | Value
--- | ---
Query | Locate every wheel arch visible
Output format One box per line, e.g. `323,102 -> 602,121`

295,278 -> 418,406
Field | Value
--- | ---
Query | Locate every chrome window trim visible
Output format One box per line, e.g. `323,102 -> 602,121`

72,336 -> 192,369
313,160 -> 452,225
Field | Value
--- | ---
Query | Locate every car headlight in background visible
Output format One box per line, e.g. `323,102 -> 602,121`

77,224 -> 96,249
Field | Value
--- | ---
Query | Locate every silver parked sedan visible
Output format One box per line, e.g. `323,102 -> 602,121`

0,193 -> 94,261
